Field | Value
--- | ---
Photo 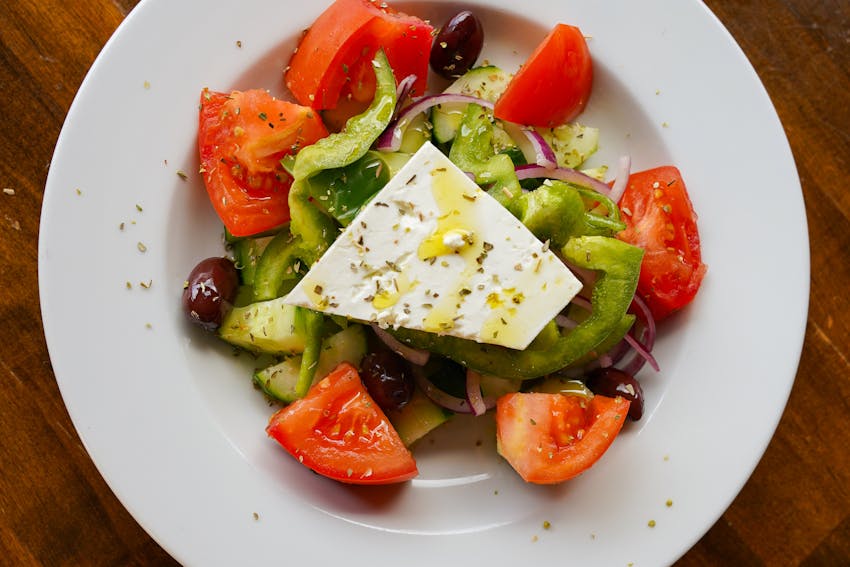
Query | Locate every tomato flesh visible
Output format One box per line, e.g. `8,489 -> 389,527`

617,166 -> 707,321
496,393 -> 629,484
198,89 -> 328,237
266,363 -> 418,484
285,0 -> 433,111
494,24 -> 593,127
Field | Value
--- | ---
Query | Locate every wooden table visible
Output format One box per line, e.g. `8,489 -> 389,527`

1,0 -> 847,564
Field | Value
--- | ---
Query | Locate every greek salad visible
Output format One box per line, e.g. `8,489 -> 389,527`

181,0 -> 707,485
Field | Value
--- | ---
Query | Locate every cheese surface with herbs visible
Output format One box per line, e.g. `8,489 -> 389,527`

284,142 -> 582,350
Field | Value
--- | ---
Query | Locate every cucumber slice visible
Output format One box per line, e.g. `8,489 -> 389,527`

490,122 -> 516,153
398,112 -> 432,154
218,295 -> 306,355
253,324 -> 368,403
253,356 -> 303,403
536,123 -> 600,169
581,165 -> 609,181
313,324 -> 368,382
431,66 -> 512,144
378,151 -> 413,177
386,388 -> 453,447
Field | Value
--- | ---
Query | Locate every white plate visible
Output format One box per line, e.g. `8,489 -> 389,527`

39,0 -> 808,565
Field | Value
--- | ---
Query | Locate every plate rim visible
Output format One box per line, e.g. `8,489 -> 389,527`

38,0 -> 809,564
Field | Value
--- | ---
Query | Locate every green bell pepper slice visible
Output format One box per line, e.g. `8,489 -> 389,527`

447,104 -> 623,244
282,48 -> 397,267
572,184 -> 627,236
251,229 -> 304,302
292,49 -> 397,182
389,235 -> 644,380
514,180 -> 627,248
448,103 -> 523,213
514,181 -> 586,248
304,151 -> 392,227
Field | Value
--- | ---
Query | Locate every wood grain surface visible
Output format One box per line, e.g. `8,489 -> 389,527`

1,0 -> 847,565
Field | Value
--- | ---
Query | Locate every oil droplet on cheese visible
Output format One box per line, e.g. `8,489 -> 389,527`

418,228 -> 474,259
417,168 -> 478,261
481,306 -> 524,346
302,278 -> 325,306
421,166 -> 482,333
372,272 -> 415,309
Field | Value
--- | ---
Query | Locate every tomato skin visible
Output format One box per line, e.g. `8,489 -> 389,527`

266,363 -> 418,485
496,393 -> 629,484
494,24 -> 593,127
285,0 -> 433,111
617,166 -> 707,321
198,89 -> 328,237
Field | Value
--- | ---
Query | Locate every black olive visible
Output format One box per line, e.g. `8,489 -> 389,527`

430,11 -> 484,79
586,367 -> 645,421
359,350 -> 414,412
182,257 -> 239,331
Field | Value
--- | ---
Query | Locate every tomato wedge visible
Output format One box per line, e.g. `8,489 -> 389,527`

266,363 -> 418,484
494,23 -> 593,127
285,0 -> 433,111
496,393 -> 629,484
198,89 -> 328,237
617,166 -> 707,321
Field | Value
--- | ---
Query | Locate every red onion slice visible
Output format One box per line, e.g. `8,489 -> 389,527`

376,93 -> 495,152
555,291 -> 658,377
604,339 -> 631,367
620,295 -> 660,375
411,365 -> 469,413
502,122 -> 558,169
465,370 -> 488,416
526,130 -> 558,169
411,365 -> 496,414
570,295 -> 593,313
630,294 -> 657,345
622,333 -> 660,372
564,261 -> 598,287
515,164 -> 614,197
556,294 -> 594,330
554,314 -> 578,330
371,324 -> 430,366
607,155 -> 632,204
393,74 -> 417,121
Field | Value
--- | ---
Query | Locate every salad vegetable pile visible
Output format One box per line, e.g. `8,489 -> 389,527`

182,0 -> 707,486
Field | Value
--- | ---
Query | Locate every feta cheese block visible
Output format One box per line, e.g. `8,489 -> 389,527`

285,142 -> 582,350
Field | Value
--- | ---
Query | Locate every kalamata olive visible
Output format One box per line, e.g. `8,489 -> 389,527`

182,257 -> 239,331
359,350 -> 414,412
585,367 -> 645,421
430,10 -> 484,79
